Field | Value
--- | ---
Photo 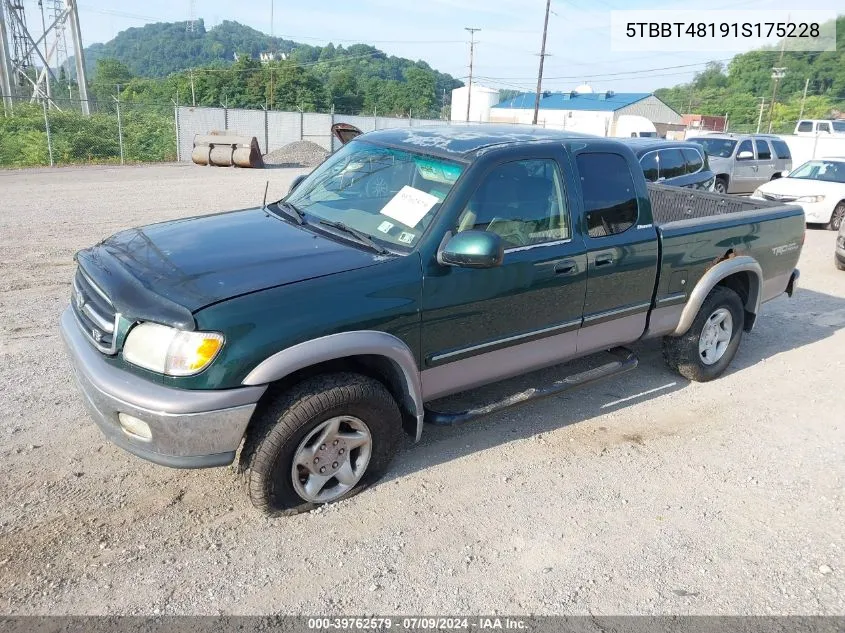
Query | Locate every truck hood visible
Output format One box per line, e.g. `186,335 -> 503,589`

77,207 -> 384,320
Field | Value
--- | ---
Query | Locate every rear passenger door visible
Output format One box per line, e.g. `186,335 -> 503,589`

574,151 -> 659,356
754,139 -> 776,185
681,147 -> 711,190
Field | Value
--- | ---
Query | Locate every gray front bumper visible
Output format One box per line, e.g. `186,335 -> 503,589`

60,308 -> 266,468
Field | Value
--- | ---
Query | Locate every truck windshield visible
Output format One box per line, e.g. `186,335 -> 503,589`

787,160 -> 845,183
688,138 -> 737,158
282,141 -> 464,251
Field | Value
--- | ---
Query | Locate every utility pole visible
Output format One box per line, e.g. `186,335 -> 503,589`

798,77 -> 810,121
464,27 -> 480,123
189,68 -> 196,106
532,0 -> 552,125
756,97 -> 766,133
38,1 -> 51,102
766,36 -> 787,133
767,67 -> 786,133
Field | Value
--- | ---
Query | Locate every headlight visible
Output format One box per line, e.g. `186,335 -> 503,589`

123,323 -> 224,376
796,195 -> 825,203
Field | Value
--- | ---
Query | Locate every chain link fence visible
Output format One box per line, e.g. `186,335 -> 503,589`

1,96 -> 177,167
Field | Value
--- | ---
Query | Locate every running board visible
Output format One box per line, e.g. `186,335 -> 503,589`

423,347 -> 639,426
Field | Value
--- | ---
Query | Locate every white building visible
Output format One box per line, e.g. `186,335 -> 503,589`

488,89 -> 682,137
450,85 -> 501,123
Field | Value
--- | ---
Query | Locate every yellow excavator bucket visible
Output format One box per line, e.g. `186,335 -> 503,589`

191,133 -> 265,168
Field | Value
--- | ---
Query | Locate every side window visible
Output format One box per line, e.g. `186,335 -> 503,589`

771,140 -> 791,159
658,149 -> 686,179
797,121 -> 812,132
818,122 -> 831,134
455,159 -> 569,249
681,148 -> 704,174
639,152 -> 658,182
755,140 -> 772,160
576,153 -> 639,239
736,140 -> 754,160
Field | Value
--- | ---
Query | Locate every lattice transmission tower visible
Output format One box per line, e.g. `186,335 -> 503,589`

0,0 -> 90,113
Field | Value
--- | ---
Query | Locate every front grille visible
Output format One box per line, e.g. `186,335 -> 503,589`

763,193 -> 797,202
71,268 -> 119,354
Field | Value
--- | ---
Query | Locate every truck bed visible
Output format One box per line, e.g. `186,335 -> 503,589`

647,182 -> 783,225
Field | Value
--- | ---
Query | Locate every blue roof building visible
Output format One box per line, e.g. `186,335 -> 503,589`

489,89 -> 683,137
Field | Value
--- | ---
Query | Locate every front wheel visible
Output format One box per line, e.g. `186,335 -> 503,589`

241,373 -> 403,516
713,177 -> 728,194
826,202 -> 845,231
663,286 -> 745,382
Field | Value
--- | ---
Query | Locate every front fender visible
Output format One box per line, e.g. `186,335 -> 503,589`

242,330 -> 425,441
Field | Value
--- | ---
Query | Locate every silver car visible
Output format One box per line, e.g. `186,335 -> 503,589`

687,134 -> 792,194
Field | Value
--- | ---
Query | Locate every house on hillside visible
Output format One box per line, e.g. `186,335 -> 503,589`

489,88 -> 683,137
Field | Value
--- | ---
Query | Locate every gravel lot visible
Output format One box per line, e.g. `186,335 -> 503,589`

0,163 -> 843,616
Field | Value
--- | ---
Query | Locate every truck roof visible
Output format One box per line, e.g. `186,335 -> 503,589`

359,125 -> 596,160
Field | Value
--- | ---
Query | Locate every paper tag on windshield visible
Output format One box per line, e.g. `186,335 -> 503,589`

377,220 -> 394,234
379,186 -> 439,228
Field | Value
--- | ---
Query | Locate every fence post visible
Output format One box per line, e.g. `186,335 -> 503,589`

224,106 -> 229,130
373,108 -> 377,131
299,109 -> 304,141
113,95 -> 125,165
42,99 -> 54,167
264,107 -> 269,155
173,101 -> 181,162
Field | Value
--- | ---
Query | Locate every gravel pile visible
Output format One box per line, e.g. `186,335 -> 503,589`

263,140 -> 329,167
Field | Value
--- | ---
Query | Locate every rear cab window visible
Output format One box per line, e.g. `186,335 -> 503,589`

576,153 -> 639,238
797,121 -> 813,133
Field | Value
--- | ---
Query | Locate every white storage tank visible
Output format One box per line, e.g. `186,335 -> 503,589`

450,85 -> 501,123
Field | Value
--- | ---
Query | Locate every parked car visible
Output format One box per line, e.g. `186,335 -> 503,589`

619,138 -> 715,190
794,119 -> 845,137
687,133 -> 792,194
61,126 -> 804,515
835,220 -> 845,271
751,157 -> 845,230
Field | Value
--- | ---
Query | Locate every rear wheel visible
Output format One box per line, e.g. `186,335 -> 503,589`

835,256 -> 845,271
241,373 -> 403,516
663,286 -> 745,382
826,202 -> 845,231
713,177 -> 728,194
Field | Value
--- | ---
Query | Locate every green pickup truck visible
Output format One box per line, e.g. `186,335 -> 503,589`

61,126 -> 804,515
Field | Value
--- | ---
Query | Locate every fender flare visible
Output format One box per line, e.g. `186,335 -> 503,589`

672,256 -> 762,336
242,331 -> 425,441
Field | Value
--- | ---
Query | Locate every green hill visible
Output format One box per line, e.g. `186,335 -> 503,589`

70,19 -> 461,118
654,16 -> 845,132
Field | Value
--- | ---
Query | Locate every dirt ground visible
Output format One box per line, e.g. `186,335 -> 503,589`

0,163 -> 842,615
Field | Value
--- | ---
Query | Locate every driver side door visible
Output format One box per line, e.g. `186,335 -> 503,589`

419,150 -> 588,400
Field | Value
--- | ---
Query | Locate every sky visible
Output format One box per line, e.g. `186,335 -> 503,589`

23,0 -> 845,93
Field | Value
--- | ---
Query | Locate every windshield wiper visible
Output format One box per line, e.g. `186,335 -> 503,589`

272,200 -> 306,225
318,219 -> 389,255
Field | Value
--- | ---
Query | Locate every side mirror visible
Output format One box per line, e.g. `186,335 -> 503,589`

438,230 -> 504,269
737,150 -> 754,160
289,174 -> 307,194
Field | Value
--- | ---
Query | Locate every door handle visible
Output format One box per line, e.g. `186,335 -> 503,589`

554,259 -> 577,275
594,254 -> 614,267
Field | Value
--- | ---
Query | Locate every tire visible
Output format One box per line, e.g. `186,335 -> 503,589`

663,285 -> 745,382
241,372 -> 403,516
713,177 -> 728,194
835,256 -> 845,272
826,202 -> 845,231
